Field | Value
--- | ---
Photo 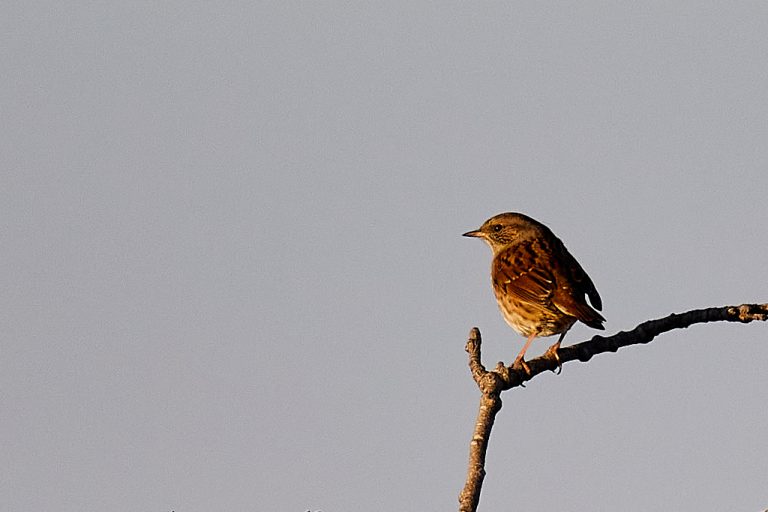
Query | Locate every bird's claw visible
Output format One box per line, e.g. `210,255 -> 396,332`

544,342 -> 562,375
511,357 -> 531,379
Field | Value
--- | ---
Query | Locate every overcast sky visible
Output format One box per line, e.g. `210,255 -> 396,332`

3,2 -> 768,511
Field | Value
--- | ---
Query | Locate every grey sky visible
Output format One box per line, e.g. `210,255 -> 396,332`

3,2 -> 767,511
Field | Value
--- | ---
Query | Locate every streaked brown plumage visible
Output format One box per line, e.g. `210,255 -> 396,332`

463,212 -> 605,370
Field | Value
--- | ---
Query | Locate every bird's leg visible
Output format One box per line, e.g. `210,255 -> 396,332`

544,329 -> 569,375
512,334 -> 536,376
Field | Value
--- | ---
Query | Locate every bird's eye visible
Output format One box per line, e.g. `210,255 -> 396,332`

492,224 -> 502,232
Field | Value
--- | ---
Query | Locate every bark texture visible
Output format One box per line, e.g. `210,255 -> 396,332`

458,303 -> 767,512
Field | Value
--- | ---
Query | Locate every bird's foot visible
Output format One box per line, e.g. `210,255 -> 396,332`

511,356 -> 531,378
544,342 -> 562,375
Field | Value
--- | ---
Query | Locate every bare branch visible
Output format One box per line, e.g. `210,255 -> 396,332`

458,303 -> 767,511
459,329 -> 502,512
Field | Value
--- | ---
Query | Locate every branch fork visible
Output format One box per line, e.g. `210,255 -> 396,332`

458,303 -> 768,512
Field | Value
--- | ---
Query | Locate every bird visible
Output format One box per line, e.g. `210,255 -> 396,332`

463,212 -> 605,373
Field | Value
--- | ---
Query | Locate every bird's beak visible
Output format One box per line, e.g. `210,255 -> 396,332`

462,229 -> 483,238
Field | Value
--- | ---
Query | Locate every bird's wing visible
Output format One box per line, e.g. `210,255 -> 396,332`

550,242 -> 606,328
559,251 -> 602,311
492,241 -> 556,307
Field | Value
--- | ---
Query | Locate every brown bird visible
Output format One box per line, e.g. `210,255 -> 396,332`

463,212 -> 605,372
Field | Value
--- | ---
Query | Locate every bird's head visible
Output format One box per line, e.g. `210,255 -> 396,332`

463,212 -> 543,253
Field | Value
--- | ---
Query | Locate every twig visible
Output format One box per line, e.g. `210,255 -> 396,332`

458,303 -> 767,512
